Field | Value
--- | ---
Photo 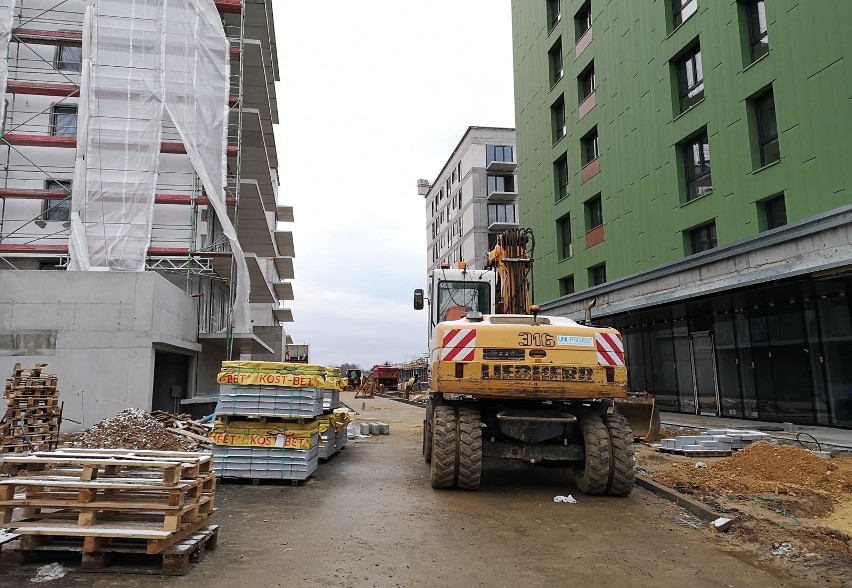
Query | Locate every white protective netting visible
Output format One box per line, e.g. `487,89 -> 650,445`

0,1 -> 13,127
162,0 -> 252,333
69,0 -> 165,271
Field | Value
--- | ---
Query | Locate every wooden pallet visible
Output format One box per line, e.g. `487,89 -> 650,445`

2,524 -> 218,575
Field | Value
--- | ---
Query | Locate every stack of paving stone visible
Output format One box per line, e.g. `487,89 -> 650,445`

317,410 -> 353,460
211,362 -> 328,481
321,367 -> 341,412
659,429 -> 772,455
2,363 -> 61,454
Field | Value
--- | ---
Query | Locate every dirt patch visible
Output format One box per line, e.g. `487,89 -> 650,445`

660,426 -> 698,438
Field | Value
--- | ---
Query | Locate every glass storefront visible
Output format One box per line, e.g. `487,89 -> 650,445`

605,276 -> 852,428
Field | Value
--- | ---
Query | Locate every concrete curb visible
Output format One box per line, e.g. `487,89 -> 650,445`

635,475 -> 723,522
377,395 -> 427,408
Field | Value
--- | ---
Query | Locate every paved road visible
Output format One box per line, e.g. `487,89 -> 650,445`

1,396 -> 805,588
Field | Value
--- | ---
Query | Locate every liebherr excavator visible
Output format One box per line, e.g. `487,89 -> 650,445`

413,229 -> 658,494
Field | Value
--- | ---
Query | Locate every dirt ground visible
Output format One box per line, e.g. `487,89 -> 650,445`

2,397 -> 847,587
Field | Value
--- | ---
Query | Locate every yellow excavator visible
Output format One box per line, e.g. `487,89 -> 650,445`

413,228 -> 658,493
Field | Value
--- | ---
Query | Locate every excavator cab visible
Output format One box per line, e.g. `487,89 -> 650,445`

345,369 -> 362,391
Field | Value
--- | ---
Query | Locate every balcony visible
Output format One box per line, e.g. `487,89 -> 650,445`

581,157 -> 601,184
273,307 -> 294,323
273,282 -> 294,301
273,230 -> 295,257
486,160 -> 517,173
487,188 -> 519,203
488,220 -> 520,232
578,90 -> 596,120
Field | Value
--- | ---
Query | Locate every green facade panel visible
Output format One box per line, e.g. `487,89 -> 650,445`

512,0 -> 852,303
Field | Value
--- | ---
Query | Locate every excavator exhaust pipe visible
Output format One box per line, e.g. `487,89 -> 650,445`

584,299 -> 596,324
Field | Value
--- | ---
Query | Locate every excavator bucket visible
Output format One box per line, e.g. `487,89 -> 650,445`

614,392 -> 660,442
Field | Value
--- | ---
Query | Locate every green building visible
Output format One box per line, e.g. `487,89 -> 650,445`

511,0 -> 852,427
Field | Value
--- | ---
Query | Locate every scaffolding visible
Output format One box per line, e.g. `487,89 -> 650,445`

0,0 -> 285,355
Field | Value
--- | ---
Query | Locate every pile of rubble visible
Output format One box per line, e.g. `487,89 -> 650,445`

654,441 -> 852,501
72,408 -> 197,452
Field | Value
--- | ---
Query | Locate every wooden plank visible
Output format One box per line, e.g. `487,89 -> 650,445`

1,476 -> 197,491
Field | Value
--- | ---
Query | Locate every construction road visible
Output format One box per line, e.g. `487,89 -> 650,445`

2,396 -> 809,588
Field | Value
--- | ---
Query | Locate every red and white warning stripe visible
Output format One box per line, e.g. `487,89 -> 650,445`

441,328 -> 476,362
595,332 -> 624,366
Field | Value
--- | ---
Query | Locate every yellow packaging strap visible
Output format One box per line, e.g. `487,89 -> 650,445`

216,372 -> 326,387
212,419 -> 320,437
209,432 -> 316,450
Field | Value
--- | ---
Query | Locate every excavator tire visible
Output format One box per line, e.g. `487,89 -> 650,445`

603,412 -> 636,496
574,415 -> 611,496
456,407 -> 482,490
423,400 -> 434,463
430,406 -> 457,489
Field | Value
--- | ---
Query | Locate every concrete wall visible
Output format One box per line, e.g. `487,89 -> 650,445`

0,271 -> 200,431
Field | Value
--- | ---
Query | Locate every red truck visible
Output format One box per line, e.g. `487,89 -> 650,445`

371,364 -> 400,391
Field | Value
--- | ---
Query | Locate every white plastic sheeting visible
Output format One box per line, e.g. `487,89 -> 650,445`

0,1 -> 15,127
69,0 -> 165,271
163,0 -> 252,333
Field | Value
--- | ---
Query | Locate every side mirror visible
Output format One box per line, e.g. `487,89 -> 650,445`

413,289 -> 424,310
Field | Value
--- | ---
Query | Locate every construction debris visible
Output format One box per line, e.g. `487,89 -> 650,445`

2,363 -> 62,454
73,409 -> 196,452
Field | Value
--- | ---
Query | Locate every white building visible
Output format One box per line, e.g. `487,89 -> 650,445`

419,126 -> 517,273
0,0 -> 294,427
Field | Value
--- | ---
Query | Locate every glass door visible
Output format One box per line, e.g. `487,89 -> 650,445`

691,331 -> 720,415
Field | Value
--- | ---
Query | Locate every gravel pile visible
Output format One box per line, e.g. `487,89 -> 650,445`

655,441 -> 852,500
73,408 -> 195,451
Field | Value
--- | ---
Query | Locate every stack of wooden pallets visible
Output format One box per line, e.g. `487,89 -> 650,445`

0,448 -> 217,573
2,364 -> 61,454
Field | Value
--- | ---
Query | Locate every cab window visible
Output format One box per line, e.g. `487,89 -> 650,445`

437,281 -> 491,322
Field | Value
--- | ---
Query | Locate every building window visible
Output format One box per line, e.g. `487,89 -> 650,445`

548,0 -> 561,31
552,97 -> 566,142
575,2 -> 592,42
579,62 -> 595,102
582,127 -> 599,165
55,45 -> 82,72
487,203 -> 516,225
554,155 -> 569,201
673,0 -> 698,28
549,39 -> 564,86
688,221 -> 717,254
558,215 -> 572,260
51,105 -> 77,136
585,194 -> 603,231
42,180 -> 71,222
683,130 -> 711,200
747,0 -> 769,61
677,44 -> 704,112
487,175 -> 515,194
559,275 -> 575,296
754,89 -> 779,166
589,264 -> 606,286
486,145 -> 514,165
761,194 -> 787,231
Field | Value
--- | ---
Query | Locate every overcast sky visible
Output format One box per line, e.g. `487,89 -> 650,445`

273,1 -> 515,368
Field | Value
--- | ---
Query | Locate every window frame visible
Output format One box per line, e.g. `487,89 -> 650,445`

589,264 -> 607,287
747,0 -> 769,61
579,62 -> 596,102
548,0 -> 562,32
689,221 -> 717,254
755,90 -> 779,166
582,128 -> 599,166
575,2 -> 592,42
42,179 -> 72,222
554,155 -> 569,201
486,145 -> 514,165
549,39 -> 564,87
487,174 -> 515,194
585,194 -> 603,231
677,44 -> 704,112
51,104 -> 78,137
54,44 -> 82,72
487,203 -> 516,225
672,0 -> 698,28
683,130 -> 712,201
552,97 -> 566,143
558,215 -> 572,260
763,194 -> 787,230
559,275 -> 575,296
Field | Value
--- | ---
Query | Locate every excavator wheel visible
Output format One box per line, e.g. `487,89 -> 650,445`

456,407 -> 482,490
603,412 -> 636,496
430,406 -> 457,488
423,400 -> 435,463
573,415 -> 611,496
